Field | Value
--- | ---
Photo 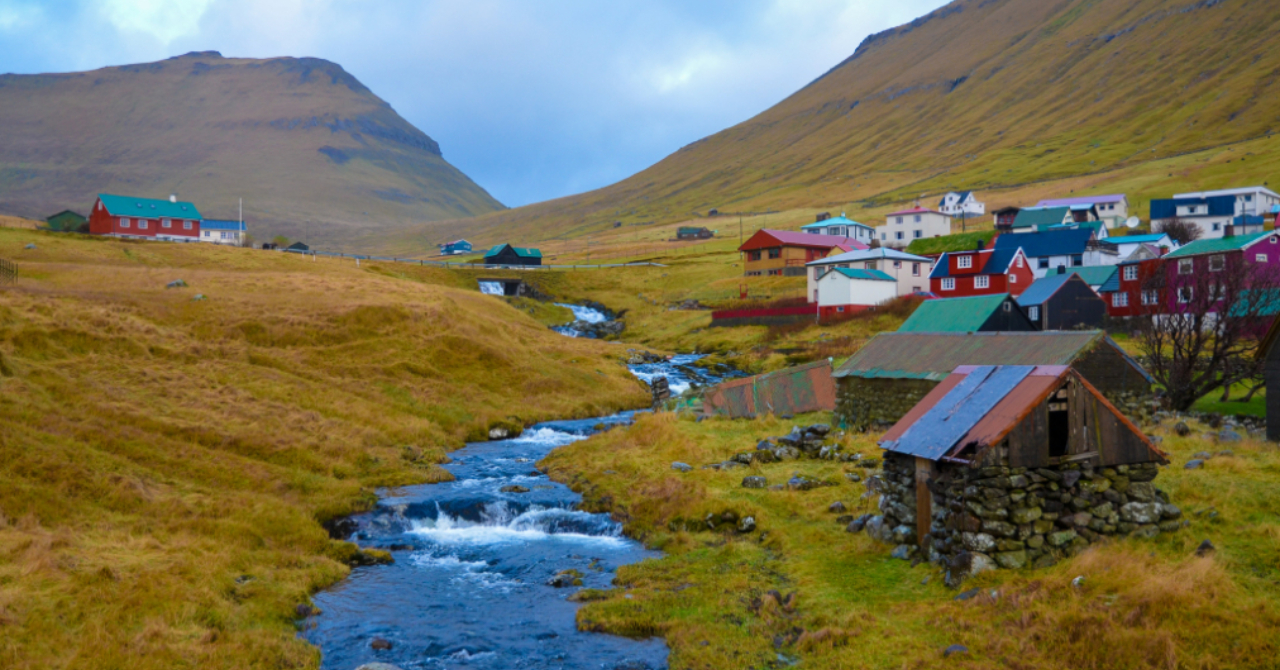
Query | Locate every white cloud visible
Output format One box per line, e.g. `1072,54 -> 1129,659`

99,0 -> 213,43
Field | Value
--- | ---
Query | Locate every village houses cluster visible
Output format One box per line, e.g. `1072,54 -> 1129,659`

734,185 -> 1280,326
46,193 -> 250,246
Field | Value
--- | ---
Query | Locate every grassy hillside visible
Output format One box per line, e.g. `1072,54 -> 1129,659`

0,52 -> 503,248
390,0 -> 1280,252
0,228 -> 647,669
542,411 -> 1280,669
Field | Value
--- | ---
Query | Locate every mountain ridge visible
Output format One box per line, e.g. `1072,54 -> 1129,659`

0,51 -> 503,245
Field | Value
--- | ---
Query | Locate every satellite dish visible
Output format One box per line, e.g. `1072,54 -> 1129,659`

1125,217 -> 1141,229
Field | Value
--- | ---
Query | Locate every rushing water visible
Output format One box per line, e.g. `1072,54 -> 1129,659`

551,303 -> 610,338
478,281 -> 504,296
305,309 -> 736,670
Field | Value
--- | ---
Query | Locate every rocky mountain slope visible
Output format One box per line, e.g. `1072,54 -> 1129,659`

418,0 -> 1280,247
0,52 -> 503,246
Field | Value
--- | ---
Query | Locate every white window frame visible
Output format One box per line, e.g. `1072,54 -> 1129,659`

974,275 -> 990,289
912,263 -> 920,276
896,231 -> 904,240
1142,290 -> 1158,306
1178,286 -> 1193,304
1178,259 -> 1193,275
1209,255 -> 1224,272
1123,266 -> 1138,281
1016,256 -> 1024,268
162,218 -> 172,228
1028,305 -> 1039,321
941,277 -> 955,291
914,215 -> 922,223
957,255 -> 973,269
138,220 -> 148,230
184,221 -> 192,230
913,230 -> 923,239
896,217 -> 903,224
1112,292 -> 1128,307
1257,254 -> 1268,263
120,218 -> 130,228
1010,273 -> 1017,284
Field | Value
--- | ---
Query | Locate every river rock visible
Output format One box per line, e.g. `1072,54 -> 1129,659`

1120,502 -> 1162,524
1184,459 -> 1204,470
547,569 -> 583,588
671,462 -> 692,473
1218,429 -> 1242,443
829,501 -> 847,514
165,279 -> 187,289
489,427 -> 510,440
945,551 -> 996,587
1173,421 -> 1191,436
805,424 -> 831,437
740,476 -> 767,489
1194,539 -> 1216,557
890,544 -> 914,560
369,638 -> 393,650
737,516 -> 757,533
943,644 -> 969,658
500,485 -> 530,493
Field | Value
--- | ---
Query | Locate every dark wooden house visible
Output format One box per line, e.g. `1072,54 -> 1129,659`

677,226 -> 714,240
993,206 -> 1021,232
483,243 -> 543,266
1015,270 -> 1107,330
286,241 -> 310,252
871,365 -> 1173,573
45,210 -> 87,232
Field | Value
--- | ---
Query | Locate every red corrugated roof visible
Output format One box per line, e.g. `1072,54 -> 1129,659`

738,229 -> 869,252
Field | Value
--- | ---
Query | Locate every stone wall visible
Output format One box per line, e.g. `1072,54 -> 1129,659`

835,377 -> 936,432
865,452 -> 1181,585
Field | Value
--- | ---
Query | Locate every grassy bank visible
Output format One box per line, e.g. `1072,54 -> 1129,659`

0,229 -> 649,669
541,412 -> 1280,669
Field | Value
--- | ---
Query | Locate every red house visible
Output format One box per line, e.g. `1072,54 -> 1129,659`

88,194 -> 202,241
739,229 -> 867,277
929,242 -> 1034,297
1098,258 -> 1165,317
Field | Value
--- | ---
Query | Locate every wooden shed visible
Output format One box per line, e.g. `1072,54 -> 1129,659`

45,210 -> 87,232
1015,270 -> 1107,330
483,243 -> 543,266
869,365 -> 1174,575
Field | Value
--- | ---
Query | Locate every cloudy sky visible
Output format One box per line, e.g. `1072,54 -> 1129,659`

0,0 -> 945,207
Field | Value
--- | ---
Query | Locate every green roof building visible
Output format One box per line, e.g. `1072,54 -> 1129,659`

897,294 -> 1036,334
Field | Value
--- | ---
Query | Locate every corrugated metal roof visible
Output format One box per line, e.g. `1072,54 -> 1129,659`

831,267 -> 895,281
1012,206 -> 1070,229
98,194 -> 201,220
897,294 -> 1011,333
879,365 -> 1040,460
994,228 -> 1092,258
810,247 -> 931,265
738,229 -> 868,252
1070,265 -> 1119,288
1037,194 -> 1127,207
800,215 -> 871,230
833,331 -> 1130,381
201,219 -> 246,231
485,243 -> 543,258
1016,273 -> 1079,307
1097,270 -> 1122,294
1164,231 -> 1272,258
1111,233 -> 1171,245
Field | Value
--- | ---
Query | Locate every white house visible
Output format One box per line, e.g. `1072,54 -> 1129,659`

874,207 -> 952,248
938,191 -> 984,218
1174,186 -> 1280,217
1037,194 -> 1130,229
800,213 -> 875,245
1151,186 -> 1280,239
200,219 -> 247,246
814,267 -> 898,316
805,247 -> 933,300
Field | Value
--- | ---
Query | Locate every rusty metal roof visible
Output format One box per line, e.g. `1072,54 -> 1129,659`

879,365 -> 1163,463
832,331 -> 1149,382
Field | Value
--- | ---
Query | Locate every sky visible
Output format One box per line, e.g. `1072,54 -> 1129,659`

0,0 -> 946,208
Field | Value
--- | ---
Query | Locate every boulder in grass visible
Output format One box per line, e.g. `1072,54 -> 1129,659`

166,279 -> 187,289
671,462 -> 692,473
741,476 -> 768,489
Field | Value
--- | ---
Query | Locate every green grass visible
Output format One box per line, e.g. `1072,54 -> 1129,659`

542,410 -> 1280,669
0,227 -> 649,669
905,229 -> 997,255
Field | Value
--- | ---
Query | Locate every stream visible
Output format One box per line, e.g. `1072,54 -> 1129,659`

303,303 -> 731,670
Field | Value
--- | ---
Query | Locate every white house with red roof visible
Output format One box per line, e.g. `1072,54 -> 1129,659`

874,206 -> 953,248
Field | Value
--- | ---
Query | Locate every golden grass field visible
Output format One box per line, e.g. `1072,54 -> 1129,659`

0,226 -> 649,669
542,411 -> 1280,670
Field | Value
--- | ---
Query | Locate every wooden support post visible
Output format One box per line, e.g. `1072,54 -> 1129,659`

915,457 -> 935,549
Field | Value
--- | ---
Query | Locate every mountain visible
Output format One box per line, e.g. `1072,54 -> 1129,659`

0,52 -> 503,246
414,0 -> 1280,248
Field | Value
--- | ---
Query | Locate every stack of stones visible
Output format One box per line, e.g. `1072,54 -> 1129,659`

738,424 -> 872,464
866,452 -> 1182,584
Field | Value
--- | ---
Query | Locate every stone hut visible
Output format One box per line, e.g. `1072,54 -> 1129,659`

833,331 -> 1153,432
867,365 -> 1175,583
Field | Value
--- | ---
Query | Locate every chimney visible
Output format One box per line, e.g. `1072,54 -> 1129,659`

1224,223 -> 1235,238
169,194 -> 177,203
1057,265 -> 1066,275
976,239 -> 985,251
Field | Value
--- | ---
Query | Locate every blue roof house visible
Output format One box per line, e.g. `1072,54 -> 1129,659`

200,219 -> 246,246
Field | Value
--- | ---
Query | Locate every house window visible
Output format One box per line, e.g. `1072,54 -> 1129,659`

912,263 -> 920,276
1028,305 -> 1040,321
1271,236 -> 1278,244
836,306 -> 845,313
749,251 -> 761,261
1038,258 -> 1049,269
1178,259 -> 1193,275
1212,222 -> 1221,231
941,278 -> 955,291
120,218 -> 130,228
1178,286 -> 1193,303
813,268 -> 822,281
184,221 -> 192,229
1010,273 -> 1017,284
975,275 -> 990,289
1113,293 -> 1129,307
162,219 -> 171,228
913,230 -> 922,239
914,215 -> 922,223
1209,255 -> 1224,272
1123,266 -> 1138,281
1142,290 -> 1158,305
880,233 -> 886,240
1258,254 -> 1268,263
1016,256 -> 1023,268
896,217 -> 903,224
768,248 -> 781,259
957,255 -> 973,269
865,261 -> 877,270
1071,254 -> 1083,267
893,261 -> 901,269
1002,300 -> 1012,312
1049,389 -> 1070,458
896,232 -> 904,240
138,220 -> 148,229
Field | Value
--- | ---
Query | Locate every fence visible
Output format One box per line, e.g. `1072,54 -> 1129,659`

702,360 -> 836,419
0,258 -> 16,285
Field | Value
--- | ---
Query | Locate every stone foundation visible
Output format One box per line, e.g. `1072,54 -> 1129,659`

835,377 -> 936,432
865,452 -> 1182,585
